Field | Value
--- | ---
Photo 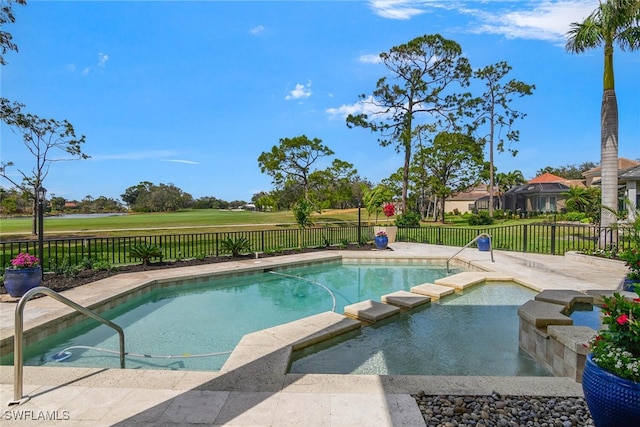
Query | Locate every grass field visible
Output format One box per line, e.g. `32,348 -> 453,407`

0,209 -> 549,240
0,209 -> 389,239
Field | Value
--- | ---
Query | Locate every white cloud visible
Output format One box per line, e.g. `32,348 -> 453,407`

468,1 -> 597,42
367,0 -> 598,43
97,52 -> 109,68
250,25 -> 265,35
359,54 -> 382,64
285,82 -> 312,100
326,96 -> 389,120
90,150 -> 178,161
368,0 -> 426,20
82,67 -> 91,75
161,159 -> 199,165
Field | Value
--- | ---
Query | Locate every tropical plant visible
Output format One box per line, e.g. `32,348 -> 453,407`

220,237 -> 251,257
129,243 -> 163,265
588,286 -> 640,382
566,0 -> 640,237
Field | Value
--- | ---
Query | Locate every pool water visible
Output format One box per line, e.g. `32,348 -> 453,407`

3,262 -> 458,371
290,283 -> 552,376
568,303 -> 603,331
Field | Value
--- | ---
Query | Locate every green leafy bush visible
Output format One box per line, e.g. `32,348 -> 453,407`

493,209 -> 505,220
468,211 -> 494,226
395,212 -> 420,227
565,211 -> 587,222
129,244 -> 163,265
220,237 -> 251,257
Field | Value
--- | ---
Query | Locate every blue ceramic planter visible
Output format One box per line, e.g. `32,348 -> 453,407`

622,277 -> 640,292
477,237 -> 491,252
374,236 -> 388,250
3,267 -> 42,297
582,354 -> 640,427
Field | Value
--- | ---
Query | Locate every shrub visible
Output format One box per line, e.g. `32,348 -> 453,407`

220,237 -> 251,257
395,212 -> 420,227
129,244 -> 163,265
493,209 -> 505,220
565,211 -> 586,222
452,208 -> 460,216
468,211 -> 494,226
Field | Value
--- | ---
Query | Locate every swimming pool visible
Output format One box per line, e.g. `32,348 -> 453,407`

2,261 -> 459,371
290,282 -> 552,376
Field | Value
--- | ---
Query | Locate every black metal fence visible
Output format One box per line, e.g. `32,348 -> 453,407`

0,223 -> 633,272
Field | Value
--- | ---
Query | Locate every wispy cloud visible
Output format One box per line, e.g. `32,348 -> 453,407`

97,52 -> 109,67
326,96 -> 389,120
79,52 -> 110,75
368,0 -> 598,43
359,54 -> 382,64
368,0 -> 426,20
250,25 -> 265,35
161,159 -> 199,165
89,150 -> 179,161
467,1 -> 597,42
285,81 -> 312,100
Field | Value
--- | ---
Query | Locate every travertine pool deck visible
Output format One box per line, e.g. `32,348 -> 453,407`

0,243 -> 630,426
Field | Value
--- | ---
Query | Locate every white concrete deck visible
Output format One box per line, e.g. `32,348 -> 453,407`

0,243 -> 629,426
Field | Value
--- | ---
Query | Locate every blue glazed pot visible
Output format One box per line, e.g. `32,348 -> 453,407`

477,237 -> 491,252
374,236 -> 388,250
622,277 -> 640,292
582,354 -> 640,427
3,267 -> 42,297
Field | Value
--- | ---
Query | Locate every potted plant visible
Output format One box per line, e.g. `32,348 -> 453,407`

374,230 -> 388,250
582,286 -> 640,426
618,248 -> 640,291
3,253 -> 42,297
374,203 -> 398,243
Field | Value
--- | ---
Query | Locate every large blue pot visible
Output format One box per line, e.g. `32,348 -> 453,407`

622,277 -> 640,292
374,236 -> 388,250
582,353 -> 640,427
3,267 -> 42,297
477,237 -> 491,252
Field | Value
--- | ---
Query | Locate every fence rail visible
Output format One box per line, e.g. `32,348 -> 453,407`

0,223 -> 632,272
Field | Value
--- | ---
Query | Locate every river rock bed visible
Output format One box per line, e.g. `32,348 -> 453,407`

413,392 -> 594,426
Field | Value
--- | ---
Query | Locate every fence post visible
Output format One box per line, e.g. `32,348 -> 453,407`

550,224 -> 556,255
523,225 -> 528,253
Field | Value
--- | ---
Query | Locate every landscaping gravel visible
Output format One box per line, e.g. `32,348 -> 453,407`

413,392 -> 594,426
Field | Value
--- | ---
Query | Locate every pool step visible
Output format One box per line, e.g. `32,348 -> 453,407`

381,290 -> 430,309
410,283 -> 456,299
344,300 -> 400,323
435,272 -> 487,290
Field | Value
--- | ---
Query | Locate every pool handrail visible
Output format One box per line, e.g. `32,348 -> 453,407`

9,286 -> 125,406
446,233 -> 495,273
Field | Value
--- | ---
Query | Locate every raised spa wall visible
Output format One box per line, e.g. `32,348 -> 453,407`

518,290 -> 606,383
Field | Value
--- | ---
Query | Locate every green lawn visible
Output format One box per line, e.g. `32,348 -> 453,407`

0,208 -> 548,240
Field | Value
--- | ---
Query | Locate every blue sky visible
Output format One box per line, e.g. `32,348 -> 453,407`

1,0 -> 638,203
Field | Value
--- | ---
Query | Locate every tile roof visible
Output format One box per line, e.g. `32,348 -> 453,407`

528,172 -> 567,184
582,158 -> 640,177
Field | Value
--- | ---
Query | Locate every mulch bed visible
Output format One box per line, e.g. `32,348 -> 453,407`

1,244 -> 375,295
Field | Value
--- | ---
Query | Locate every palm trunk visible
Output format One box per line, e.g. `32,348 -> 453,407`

599,89 -> 618,248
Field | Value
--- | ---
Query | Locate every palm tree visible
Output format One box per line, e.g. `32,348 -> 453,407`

565,0 -> 640,239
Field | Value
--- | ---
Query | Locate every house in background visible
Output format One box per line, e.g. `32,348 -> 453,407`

502,173 -> 586,213
444,184 -> 491,214
619,165 -> 640,221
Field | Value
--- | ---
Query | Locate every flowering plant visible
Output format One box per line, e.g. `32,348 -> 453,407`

589,286 -> 640,382
375,230 -> 387,238
618,248 -> 640,280
9,253 -> 40,269
382,203 -> 395,217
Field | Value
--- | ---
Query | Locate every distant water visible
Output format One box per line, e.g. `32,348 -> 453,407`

48,213 -> 127,220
